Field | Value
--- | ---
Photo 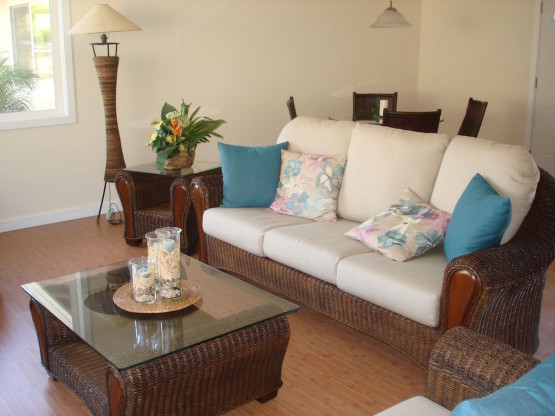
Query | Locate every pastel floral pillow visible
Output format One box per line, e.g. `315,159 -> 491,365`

344,189 -> 451,261
269,150 -> 347,221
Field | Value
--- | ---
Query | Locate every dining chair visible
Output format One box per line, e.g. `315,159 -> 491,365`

286,96 -> 297,120
382,109 -> 442,133
353,92 -> 398,121
458,97 -> 488,137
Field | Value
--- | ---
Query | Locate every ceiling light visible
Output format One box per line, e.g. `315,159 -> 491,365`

371,1 -> 411,28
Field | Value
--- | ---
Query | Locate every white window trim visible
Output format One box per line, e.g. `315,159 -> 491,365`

0,0 -> 76,131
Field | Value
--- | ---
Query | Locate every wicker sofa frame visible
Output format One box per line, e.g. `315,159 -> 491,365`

191,168 -> 555,369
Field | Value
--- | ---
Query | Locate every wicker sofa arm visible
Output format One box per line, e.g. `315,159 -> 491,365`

426,326 -> 539,410
169,177 -> 194,253
440,168 -> 555,352
192,175 -> 224,262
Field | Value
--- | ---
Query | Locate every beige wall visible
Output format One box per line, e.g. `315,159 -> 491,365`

0,0 -> 421,229
0,0 -> 538,230
418,0 -> 536,144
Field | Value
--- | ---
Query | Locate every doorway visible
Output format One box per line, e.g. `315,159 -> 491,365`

530,0 -> 555,175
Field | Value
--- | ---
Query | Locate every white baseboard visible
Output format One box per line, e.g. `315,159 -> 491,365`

0,200 -> 123,233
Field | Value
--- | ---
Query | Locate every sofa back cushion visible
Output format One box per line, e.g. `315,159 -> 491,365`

277,116 -> 355,156
337,124 -> 450,223
430,136 -> 539,244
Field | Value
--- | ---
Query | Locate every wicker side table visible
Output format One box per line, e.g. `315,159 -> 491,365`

31,299 -> 290,416
115,161 -> 221,254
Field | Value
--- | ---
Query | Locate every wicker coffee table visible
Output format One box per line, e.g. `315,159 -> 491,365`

22,255 -> 298,416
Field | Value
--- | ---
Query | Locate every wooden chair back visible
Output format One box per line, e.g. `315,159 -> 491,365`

382,109 -> 442,133
286,96 -> 297,120
353,92 -> 398,121
458,97 -> 488,137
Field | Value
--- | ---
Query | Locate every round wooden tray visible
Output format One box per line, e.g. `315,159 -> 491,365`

113,280 -> 202,314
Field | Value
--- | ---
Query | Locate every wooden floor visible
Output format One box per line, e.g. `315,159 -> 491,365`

0,217 -> 553,416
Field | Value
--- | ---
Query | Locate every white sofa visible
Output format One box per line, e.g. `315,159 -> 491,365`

192,116 -> 554,367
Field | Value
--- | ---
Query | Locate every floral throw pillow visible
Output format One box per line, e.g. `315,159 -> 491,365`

269,150 -> 347,221
344,189 -> 451,261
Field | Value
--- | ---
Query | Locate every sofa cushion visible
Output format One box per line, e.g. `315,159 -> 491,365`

444,174 -> 512,262
451,354 -> 555,416
375,396 -> 450,416
345,188 -> 451,262
336,246 -> 447,326
269,150 -> 346,221
430,135 -> 539,244
337,124 -> 450,223
218,141 -> 289,208
263,219 -> 370,285
276,116 -> 355,156
203,207 -> 311,256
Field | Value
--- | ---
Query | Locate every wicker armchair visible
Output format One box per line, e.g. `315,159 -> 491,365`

376,326 -> 541,414
426,326 -> 540,410
192,168 -> 555,368
115,167 -> 220,253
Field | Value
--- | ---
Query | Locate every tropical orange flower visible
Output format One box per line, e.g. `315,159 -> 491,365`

170,116 -> 182,138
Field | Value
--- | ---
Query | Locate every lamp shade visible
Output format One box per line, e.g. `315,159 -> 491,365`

371,1 -> 411,28
69,4 -> 141,35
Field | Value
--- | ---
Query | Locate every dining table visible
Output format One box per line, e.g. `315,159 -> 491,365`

328,113 -> 382,124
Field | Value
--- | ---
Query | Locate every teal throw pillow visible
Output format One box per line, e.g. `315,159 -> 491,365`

218,141 -> 289,208
444,173 -> 512,262
451,354 -> 555,416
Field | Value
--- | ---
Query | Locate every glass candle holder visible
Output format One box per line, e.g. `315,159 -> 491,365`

128,256 -> 147,281
145,231 -> 160,292
131,256 -> 156,304
155,227 -> 182,299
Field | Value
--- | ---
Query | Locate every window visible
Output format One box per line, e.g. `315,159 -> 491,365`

0,0 -> 75,130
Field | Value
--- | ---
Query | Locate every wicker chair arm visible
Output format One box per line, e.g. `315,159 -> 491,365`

192,175 -> 224,262
192,175 -> 224,209
115,170 -> 175,211
426,326 -> 539,410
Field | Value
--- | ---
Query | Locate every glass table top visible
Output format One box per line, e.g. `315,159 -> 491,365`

22,255 -> 298,370
124,160 -> 220,177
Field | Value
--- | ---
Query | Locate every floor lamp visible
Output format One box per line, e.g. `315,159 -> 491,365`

69,4 -> 141,222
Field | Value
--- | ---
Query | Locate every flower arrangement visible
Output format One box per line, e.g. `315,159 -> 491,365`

147,100 -> 225,170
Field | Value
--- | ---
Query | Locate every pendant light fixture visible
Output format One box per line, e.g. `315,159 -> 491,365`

371,1 -> 411,28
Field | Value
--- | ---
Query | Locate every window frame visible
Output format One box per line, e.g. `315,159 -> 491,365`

0,0 -> 76,131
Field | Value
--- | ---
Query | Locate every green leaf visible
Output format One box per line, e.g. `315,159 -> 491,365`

155,147 -> 178,170
189,106 -> 200,120
161,102 -> 177,120
180,101 -> 190,117
155,151 -> 167,171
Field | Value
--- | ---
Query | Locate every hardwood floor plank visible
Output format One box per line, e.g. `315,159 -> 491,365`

0,216 -> 552,415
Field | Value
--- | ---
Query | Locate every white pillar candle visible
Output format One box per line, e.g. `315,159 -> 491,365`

379,100 -> 388,116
